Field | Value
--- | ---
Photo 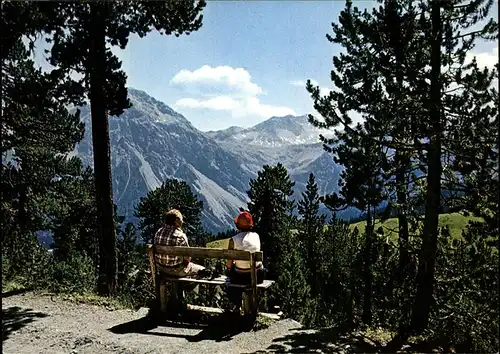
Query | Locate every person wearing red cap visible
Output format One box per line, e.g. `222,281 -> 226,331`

225,211 -> 265,313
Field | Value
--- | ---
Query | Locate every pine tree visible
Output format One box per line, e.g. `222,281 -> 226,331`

410,0 -> 498,333
247,163 -> 295,277
49,161 -> 99,263
275,230 -> 315,325
344,129 -> 387,326
314,121 -> 387,325
306,0 -> 497,332
297,173 -> 326,294
34,1 -> 206,295
117,222 -> 141,285
135,179 -> 204,246
315,218 -> 362,328
307,0 -> 429,286
1,5 -> 85,274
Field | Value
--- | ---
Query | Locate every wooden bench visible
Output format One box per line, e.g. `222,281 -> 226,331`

147,244 -> 275,319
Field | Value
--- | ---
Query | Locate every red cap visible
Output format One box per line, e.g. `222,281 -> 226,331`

234,211 -> 254,228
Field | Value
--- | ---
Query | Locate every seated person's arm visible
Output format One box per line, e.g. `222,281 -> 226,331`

182,233 -> 191,267
226,238 -> 235,270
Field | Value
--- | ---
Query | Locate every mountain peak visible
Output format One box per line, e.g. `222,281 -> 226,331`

127,88 -> 192,128
253,114 -> 308,129
208,114 -> 330,147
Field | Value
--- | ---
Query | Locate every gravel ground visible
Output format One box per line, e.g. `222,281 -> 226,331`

2,292 -> 313,354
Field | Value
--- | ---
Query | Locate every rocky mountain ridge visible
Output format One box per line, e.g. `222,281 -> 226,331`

75,88 -> 348,232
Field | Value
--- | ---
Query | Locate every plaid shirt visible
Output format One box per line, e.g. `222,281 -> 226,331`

153,224 -> 189,266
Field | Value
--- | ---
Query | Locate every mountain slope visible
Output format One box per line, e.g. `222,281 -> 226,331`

76,89 -> 348,232
205,116 -> 343,213
77,88 -> 252,231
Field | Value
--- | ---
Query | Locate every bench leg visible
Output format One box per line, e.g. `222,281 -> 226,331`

243,292 -> 257,321
169,282 -> 186,313
243,292 -> 251,316
245,253 -> 258,322
159,283 -> 168,313
171,282 -> 179,308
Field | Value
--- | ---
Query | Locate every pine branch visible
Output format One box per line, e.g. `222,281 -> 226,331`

452,28 -> 491,40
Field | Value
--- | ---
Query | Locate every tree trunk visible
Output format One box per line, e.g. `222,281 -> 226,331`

395,158 -> 410,272
410,0 -> 442,333
396,154 -> 412,336
307,224 -> 317,295
14,184 -> 28,273
362,206 -> 373,325
385,3 -> 414,335
388,0 -> 410,276
497,43 -> 500,238
346,265 -> 355,329
18,184 -> 27,236
89,3 -> 118,296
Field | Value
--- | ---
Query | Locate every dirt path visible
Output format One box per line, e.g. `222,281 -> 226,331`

2,292 -> 319,354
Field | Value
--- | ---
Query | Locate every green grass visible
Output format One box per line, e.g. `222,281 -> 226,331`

207,238 -> 231,249
207,213 -> 483,248
207,229 -> 300,249
2,279 -> 27,293
349,212 -> 482,242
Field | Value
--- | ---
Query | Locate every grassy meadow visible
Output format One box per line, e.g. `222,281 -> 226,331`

207,212 -> 483,248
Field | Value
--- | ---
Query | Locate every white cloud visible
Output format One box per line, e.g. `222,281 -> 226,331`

171,65 -> 263,96
445,47 -> 498,92
172,65 -> 296,119
175,96 -> 296,118
240,97 -> 296,118
466,47 -> 498,69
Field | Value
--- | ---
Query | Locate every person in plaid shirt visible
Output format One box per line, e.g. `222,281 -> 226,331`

154,209 -> 205,277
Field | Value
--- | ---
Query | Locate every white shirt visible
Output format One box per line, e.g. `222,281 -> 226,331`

232,231 -> 262,269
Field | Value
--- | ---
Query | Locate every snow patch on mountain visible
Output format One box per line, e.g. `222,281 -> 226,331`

207,115 -> 335,148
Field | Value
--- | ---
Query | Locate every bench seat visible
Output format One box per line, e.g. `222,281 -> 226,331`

162,275 -> 275,289
186,304 -> 281,320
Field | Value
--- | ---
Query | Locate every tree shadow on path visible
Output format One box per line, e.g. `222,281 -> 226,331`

2,288 -> 32,298
244,326 -> 385,353
108,309 -> 261,343
2,306 -> 48,342
244,326 -> 460,353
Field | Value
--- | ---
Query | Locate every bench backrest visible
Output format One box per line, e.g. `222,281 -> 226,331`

146,244 -> 263,262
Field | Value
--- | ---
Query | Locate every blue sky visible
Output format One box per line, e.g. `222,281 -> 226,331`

114,1 -> 359,131
33,1 -> 498,132
112,0 -> 498,132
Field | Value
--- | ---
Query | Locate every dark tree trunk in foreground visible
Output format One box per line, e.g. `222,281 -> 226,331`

396,159 -> 410,273
362,206 -> 374,325
411,0 -> 442,333
387,0 -> 410,276
391,7 -> 412,332
89,4 -> 118,296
